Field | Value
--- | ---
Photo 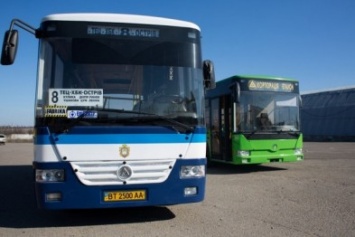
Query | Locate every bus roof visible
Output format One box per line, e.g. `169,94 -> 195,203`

41,13 -> 200,31
224,75 -> 298,82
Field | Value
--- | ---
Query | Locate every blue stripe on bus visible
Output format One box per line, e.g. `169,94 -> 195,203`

35,126 -> 206,145
37,126 -> 206,135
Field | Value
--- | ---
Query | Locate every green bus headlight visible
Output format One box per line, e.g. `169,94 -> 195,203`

237,150 -> 250,157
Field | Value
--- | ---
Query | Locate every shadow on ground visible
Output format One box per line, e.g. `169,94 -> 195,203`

0,165 -> 175,228
207,162 -> 287,175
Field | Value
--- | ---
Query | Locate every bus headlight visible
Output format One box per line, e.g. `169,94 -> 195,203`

295,148 -> 304,161
237,150 -> 250,157
294,148 -> 303,155
180,165 -> 205,179
36,169 -> 65,182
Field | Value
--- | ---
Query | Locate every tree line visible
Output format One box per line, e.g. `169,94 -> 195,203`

0,126 -> 34,135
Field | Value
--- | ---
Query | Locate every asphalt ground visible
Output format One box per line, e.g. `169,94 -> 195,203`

0,142 -> 354,237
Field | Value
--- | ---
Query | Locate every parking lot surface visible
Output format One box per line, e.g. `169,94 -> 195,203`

0,142 -> 354,237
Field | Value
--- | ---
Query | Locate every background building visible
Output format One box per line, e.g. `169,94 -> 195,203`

301,87 -> 355,141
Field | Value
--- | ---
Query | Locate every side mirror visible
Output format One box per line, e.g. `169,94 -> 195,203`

1,30 -> 19,65
230,82 -> 241,103
203,60 -> 216,89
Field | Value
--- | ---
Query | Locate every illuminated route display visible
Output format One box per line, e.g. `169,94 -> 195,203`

245,79 -> 298,93
87,26 -> 160,38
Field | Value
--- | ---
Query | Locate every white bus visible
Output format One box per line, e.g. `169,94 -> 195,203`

1,13 -> 215,209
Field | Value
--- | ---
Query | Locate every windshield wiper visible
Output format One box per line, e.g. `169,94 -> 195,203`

277,129 -> 301,137
55,108 -> 194,134
143,115 -> 194,134
95,108 -> 194,133
243,128 -> 276,138
54,110 -> 90,135
243,128 -> 301,139
118,113 -> 192,133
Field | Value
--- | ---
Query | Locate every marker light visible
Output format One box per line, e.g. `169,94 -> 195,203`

184,187 -> 197,196
46,192 -> 62,202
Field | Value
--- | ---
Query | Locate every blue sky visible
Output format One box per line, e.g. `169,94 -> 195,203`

1,0 -> 355,125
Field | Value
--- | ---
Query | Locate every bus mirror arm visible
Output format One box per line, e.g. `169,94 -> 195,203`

1,19 -> 37,65
203,60 -> 216,89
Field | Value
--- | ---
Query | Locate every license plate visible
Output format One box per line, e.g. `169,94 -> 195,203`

104,190 -> 146,202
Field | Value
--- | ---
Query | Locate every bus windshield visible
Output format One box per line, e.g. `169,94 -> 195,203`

236,91 -> 300,132
35,37 -> 204,130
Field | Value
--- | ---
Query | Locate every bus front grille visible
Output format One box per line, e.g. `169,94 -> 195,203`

70,160 -> 176,186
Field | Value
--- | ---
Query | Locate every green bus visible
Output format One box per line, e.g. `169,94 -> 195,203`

205,75 -> 304,165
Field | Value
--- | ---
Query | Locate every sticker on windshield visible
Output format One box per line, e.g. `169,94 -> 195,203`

67,110 -> 98,119
49,89 -> 104,107
44,105 -> 67,117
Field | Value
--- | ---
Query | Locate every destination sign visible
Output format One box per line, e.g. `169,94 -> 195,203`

48,88 -> 104,107
247,80 -> 296,92
87,25 -> 160,38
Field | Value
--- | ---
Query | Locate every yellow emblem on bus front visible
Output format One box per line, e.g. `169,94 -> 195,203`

119,144 -> 130,158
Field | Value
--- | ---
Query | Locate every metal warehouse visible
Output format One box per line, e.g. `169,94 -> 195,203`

301,86 -> 355,141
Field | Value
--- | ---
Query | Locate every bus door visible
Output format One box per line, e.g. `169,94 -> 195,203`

210,96 -> 232,161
